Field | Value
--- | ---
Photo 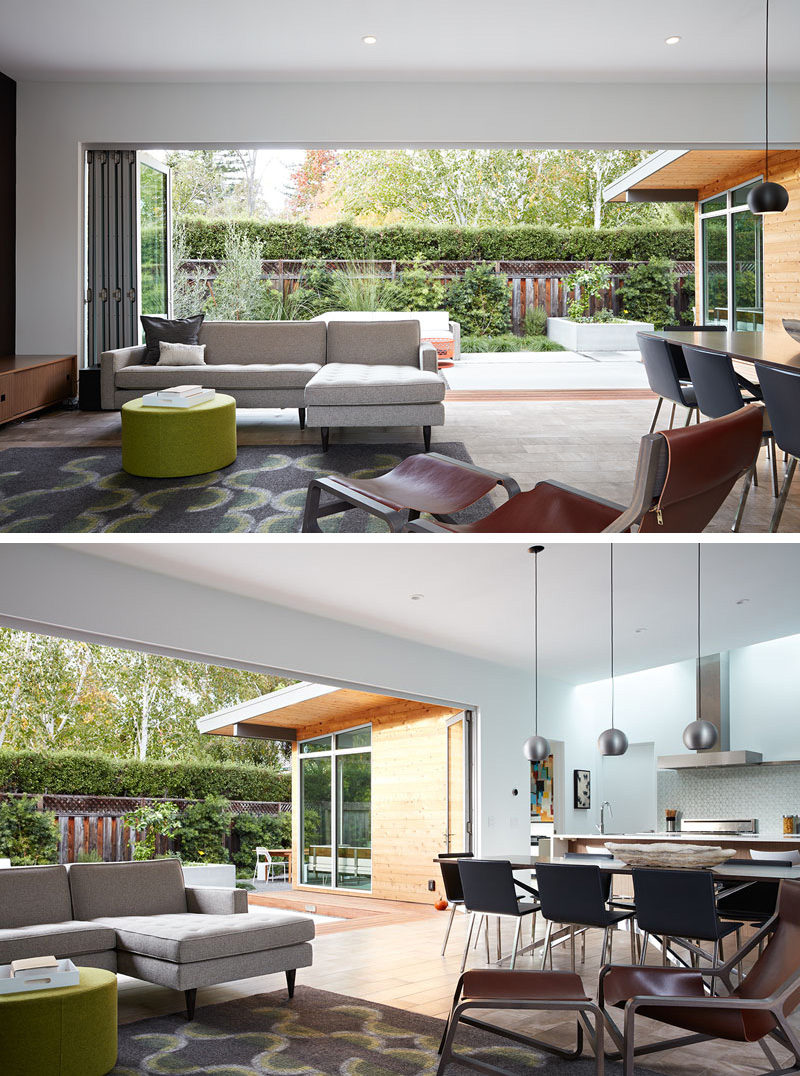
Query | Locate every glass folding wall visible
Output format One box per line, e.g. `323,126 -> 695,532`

300,726 -> 371,890
700,180 -> 763,330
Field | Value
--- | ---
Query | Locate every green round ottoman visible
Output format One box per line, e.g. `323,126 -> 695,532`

121,393 -> 237,478
0,966 -> 118,1076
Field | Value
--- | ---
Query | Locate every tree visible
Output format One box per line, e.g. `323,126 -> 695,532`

286,150 -> 338,218
166,151 -> 265,219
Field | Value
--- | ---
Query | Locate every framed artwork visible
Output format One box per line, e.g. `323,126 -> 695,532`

573,769 -> 591,810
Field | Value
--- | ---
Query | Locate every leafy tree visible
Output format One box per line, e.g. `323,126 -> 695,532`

0,796 -> 59,865
619,258 -> 677,329
123,802 -> 181,861
179,795 -> 230,863
204,224 -> 268,321
445,264 -> 511,335
286,150 -> 338,217
565,265 -> 613,322
167,150 -> 265,220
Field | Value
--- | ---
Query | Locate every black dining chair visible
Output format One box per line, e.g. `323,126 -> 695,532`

632,868 -> 744,969
637,333 -> 699,433
682,343 -> 779,498
535,862 -> 635,972
437,852 -> 473,957
752,362 -> 800,531
457,859 -> 540,973
716,859 -> 791,944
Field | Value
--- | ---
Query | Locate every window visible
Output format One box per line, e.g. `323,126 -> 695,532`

700,180 -> 763,331
299,726 -> 371,891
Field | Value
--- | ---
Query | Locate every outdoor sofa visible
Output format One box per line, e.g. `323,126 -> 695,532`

101,317 -> 446,450
312,309 -> 461,362
0,859 -> 314,1019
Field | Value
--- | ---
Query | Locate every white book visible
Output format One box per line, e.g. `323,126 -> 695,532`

159,384 -> 206,397
141,389 -> 215,409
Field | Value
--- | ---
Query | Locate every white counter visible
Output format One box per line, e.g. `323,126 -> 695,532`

555,832 -> 800,844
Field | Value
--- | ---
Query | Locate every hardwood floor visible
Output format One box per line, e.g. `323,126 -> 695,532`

116,895 -> 800,1074
0,397 -> 796,533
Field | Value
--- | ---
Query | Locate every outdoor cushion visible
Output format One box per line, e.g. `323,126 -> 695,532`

116,363 -> 321,390
92,909 -> 315,964
305,363 -> 445,406
0,920 -> 117,964
0,865 -> 73,929
325,320 -> 421,367
68,859 -> 188,920
198,320 -> 327,366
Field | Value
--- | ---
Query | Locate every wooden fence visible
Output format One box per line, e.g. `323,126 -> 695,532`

184,258 -> 696,333
2,793 -> 291,864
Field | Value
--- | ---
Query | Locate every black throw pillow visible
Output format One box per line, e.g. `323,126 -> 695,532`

140,313 -> 205,366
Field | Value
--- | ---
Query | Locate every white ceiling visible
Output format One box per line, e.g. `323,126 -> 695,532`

1,1 -> 798,84
65,542 -> 800,684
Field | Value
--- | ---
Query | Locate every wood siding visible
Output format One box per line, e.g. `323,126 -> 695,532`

292,698 -> 461,904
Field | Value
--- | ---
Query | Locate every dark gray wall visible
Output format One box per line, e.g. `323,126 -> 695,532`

0,72 -> 16,355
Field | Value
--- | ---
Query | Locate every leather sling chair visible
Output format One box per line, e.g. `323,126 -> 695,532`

301,405 -> 764,534
437,968 -> 605,1076
599,879 -> 800,1076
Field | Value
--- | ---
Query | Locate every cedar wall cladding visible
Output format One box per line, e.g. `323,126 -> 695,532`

693,150 -> 800,333
291,698 -> 460,904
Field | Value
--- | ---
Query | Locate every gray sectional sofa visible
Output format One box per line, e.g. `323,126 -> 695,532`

0,860 -> 314,1019
100,318 -> 446,450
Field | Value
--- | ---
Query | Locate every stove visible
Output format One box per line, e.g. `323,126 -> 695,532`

680,818 -> 758,836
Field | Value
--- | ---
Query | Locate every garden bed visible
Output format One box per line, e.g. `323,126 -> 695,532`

546,317 -> 653,351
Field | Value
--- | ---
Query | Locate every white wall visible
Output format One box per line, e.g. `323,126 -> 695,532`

15,78 -> 800,355
0,544 -> 572,861
730,634 -> 800,760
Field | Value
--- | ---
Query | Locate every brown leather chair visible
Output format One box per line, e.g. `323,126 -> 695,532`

600,879 -> 800,1075
406,405 -> 765,534
437,968 -> 605,1075
301,406 -> 764,534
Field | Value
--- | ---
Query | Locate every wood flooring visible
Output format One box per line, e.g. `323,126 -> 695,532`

0,397 -> 796,533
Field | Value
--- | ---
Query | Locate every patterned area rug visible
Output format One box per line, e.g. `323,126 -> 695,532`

0,443 -> 488,533
114,985 -> 655,1075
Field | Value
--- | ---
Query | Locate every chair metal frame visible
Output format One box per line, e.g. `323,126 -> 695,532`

599,912 -> 800,1076
300,452 -> 521,533
437,971 -> 606,1076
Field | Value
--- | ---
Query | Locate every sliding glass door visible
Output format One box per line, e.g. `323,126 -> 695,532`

300,726 -> 372,890
445,711 -> 473,854
138,153 -> 172,318
700,179 -> 764,330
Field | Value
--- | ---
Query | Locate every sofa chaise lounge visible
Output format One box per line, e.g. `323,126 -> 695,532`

0,859 -> 314,1019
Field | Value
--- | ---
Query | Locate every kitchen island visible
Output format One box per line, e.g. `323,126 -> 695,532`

552,831 -> 800,858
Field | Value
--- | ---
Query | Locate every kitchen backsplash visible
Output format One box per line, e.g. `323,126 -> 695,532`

657,763 -> 800,834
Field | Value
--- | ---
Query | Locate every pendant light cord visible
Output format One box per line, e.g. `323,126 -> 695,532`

610,546 -> 615,730
697,543 -> 702,719
765,0 -> 770,181
534,548 -> 539,737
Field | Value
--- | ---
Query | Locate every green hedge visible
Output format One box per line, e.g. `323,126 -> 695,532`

0,751 -> 291,803
180,218 -> 694,264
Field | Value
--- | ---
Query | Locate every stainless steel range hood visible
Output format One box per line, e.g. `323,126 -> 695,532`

657,654 -> 762,769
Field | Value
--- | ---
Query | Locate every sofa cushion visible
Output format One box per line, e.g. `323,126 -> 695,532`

68,860 -> 187,920
198,321 -> 327,366
117,363 -> 321,390
0,866 -> 73,929
141,313 -> 204,366
305,363 -> 446,406
93,909 -> 315,964
325,320 -> 420,367
0,921 -> 116,964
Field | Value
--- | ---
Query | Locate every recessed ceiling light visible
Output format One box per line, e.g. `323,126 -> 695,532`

664,35 -> 681,45
362,34 -> 377,45
736,598 -> 751,606
634,627 -> 648,634
410,593 -> 424,601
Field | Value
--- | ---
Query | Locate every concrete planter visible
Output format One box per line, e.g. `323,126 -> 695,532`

547,317 -> 653,351
180,862 -> 237,888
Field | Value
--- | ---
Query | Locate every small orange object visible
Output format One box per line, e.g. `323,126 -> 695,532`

435,898 -> 449,911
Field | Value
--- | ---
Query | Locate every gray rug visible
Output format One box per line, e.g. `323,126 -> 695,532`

113,985 -> 656,1075
0,443 -> 489,533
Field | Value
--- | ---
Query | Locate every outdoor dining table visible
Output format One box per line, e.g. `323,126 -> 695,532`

651,327 -> 800,374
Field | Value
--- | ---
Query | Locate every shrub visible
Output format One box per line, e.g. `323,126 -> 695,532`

384,257 -> 445,312
524,307 -> 548,336
619,258 -> 677,329
0,750 -> 291,803
565,265 -> 613,322
179,218 -> 694,263
123,802 -> 181,861
461,334 -> 563,353
179,796 -> 230,863
325,260 -> 393,311
445,264 -> 510,336
231,811 -> 292,876
0,796 -> 59,865
204,224 -> 269,321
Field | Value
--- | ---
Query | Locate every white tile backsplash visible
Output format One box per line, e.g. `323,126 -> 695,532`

657,763 -> 800,833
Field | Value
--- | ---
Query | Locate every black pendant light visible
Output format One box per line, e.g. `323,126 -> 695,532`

597,546 -> 628,757
522,546 -> 550,763
683,545 -> 719,751
748,0 -> 789,215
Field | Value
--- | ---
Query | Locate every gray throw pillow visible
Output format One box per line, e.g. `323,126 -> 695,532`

156,341 -> 207,366
141,313 -> 204,366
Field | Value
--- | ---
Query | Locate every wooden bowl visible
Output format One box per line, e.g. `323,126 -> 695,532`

605,842 -> 734,869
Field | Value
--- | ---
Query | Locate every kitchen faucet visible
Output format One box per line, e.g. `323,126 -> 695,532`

597,801 -> 613,835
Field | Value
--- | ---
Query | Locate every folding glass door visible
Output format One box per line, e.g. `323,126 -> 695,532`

445,711 -> 473,854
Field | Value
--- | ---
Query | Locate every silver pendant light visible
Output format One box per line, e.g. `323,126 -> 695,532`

748,0 -> 789,215
523,545 -> 550,763
683,545 -> 719,751
598,546 -> 628,757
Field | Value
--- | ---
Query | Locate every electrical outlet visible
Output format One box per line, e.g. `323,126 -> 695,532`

427,879 -> 436,892
304,904 -> 316,913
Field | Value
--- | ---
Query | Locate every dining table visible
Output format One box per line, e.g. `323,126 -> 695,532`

649,327 -> 800,374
